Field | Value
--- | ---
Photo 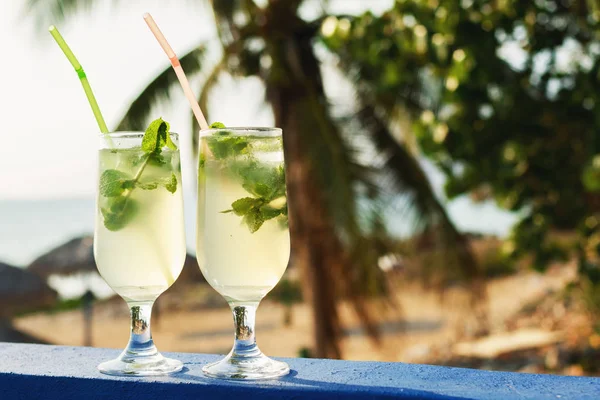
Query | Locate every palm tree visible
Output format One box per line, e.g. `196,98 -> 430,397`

28,0 -> 484,358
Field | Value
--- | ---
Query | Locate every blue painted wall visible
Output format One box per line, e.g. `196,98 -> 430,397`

0,343 -> 598,399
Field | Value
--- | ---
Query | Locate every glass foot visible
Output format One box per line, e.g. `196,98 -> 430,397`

203,353 -> 290,380
98,351 -> 183,376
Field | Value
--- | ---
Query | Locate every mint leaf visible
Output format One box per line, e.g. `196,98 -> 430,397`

137,182 -> 158,190
101,197 -> 138,231
166,135 -> 177,150
206,122 -> 248,158
259,205 -> 282,220
99,169 -> 133,197
225,162 -> 287,232
165,121 -> 178,150
209,121 -> 226,129
229,197 -> 263,216
278,215 -> 289,229
220,195 -> 284,232
205,121 -> 288,233
100,118 -> 179,231
136,174 -> 177,192
243,209 -> 265,233
132,151 -> 169,167
158,120 -> 170,149
142,118 -> 169,153
253,183 -> 272,198
242,182 -> 274,198
208,136 -> 249,159
165,173 -> 177,193
148,152 -> 167,166
137,173 -> 177,193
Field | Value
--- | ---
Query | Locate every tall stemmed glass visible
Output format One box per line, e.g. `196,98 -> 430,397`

197,127 -> 291,380
94,131 -> 186,376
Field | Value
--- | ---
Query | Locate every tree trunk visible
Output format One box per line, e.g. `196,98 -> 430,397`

264,9 -> 345,359
273,92 -> 344,358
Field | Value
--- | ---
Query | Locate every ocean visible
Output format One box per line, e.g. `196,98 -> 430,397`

0,193 -> 517,298
0,193 -> 517,267
0,196 -> 199,299
0,197 -> 200,267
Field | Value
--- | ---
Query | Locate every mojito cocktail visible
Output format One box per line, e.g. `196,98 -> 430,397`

197,127 -> 291,379
94,121 -> 185,376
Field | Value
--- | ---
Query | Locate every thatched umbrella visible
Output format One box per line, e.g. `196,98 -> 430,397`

28,236 -> 96,347
0,261 -> 57,317
28,236 -> 96,278
26,235 -> 205,339
27,236 -> 99,346
0,261 -> 57,344
0,319 -> 50,344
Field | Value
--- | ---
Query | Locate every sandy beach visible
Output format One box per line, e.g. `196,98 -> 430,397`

13,264 -> 577,364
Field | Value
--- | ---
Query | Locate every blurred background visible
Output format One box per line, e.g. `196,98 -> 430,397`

1,0 -> 599,376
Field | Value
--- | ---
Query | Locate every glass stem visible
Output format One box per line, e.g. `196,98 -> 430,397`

230,301 -> 261,359
124,301 -> 158,358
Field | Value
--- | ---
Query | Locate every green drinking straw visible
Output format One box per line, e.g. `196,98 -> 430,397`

49,25 -> 109,134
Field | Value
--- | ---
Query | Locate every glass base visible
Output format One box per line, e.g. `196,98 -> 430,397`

98,351 -> 183,376
203,353 -> 290,380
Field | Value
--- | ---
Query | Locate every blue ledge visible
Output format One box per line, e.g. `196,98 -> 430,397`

0,343 -> 598,399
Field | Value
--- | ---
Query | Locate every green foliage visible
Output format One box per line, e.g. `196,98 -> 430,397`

99,118 -> 178,231
165,173 -> 178,194
209,121 -> 227,129
582,157 -> 600,192
226,197 -> 258,213
99,169 -> 132,198
101,195 -> 139,232
48,297 -> 86,313
480,246 -> 517,278
323,1 -> 600,283
141,118 -> 177,153
209,136 -> 249,159
116,47 -> 206,131
297,347 -> 313,358
204,126 -> 287,233
16,296 -> 85,317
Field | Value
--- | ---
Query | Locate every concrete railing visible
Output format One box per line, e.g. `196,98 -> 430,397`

0,343 -> 598,399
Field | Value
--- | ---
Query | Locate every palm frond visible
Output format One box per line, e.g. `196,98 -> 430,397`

210,0 -> 237,19
26,0 -> 103,28
116,46 -> 206,131
190,55 -> 229,151
357,102 -> 486,300
210,0 -> 243,44
359,105 -> 438,228
323,37 -> 481,291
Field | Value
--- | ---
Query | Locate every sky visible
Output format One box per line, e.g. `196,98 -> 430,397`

0,0 -> 517,237
1,0 -> 235,200
0,0 -> 395,200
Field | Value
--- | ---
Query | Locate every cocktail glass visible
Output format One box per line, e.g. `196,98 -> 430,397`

197,127 -> 291,380
94,132 -> 185,376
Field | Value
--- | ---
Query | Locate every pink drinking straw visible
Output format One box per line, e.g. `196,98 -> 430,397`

143,13 -> 210,131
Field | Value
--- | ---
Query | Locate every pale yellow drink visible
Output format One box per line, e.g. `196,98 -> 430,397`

197,128 -> 291,380
94,147 -> 185,303
196,134 -> 290,302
